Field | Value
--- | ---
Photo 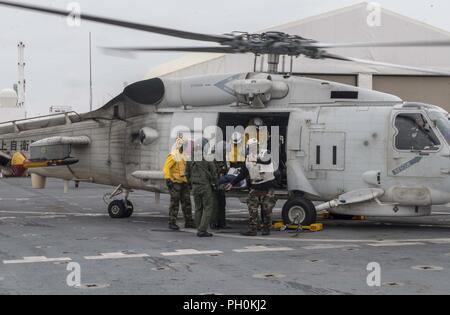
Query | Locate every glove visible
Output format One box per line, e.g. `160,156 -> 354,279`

225,183 -> 233,192
166,180 -> 174,191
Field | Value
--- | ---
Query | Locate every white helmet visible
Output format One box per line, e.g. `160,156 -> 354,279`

231,132 -> 243,145
175,137 -> 185,149
249,117 -> 265,127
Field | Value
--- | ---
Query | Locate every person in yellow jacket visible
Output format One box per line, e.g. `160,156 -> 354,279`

163,137 -> 195,230
228,132 -> 246,166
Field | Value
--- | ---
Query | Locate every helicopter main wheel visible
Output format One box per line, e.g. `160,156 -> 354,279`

108,200 -> 133,219
282,197 -> 317,227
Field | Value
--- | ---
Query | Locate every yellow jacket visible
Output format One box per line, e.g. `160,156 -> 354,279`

163,151 -> 187,184
229,143 -> 246,164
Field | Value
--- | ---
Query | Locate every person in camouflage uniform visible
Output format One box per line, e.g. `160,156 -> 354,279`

226,138 -> 277,236
210,141 -> 229,230
246,190 -> 277,234
163,137 -> 195,230
186,138 -> 218,237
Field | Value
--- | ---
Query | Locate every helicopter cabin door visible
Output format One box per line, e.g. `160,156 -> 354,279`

388,110 -> 448,179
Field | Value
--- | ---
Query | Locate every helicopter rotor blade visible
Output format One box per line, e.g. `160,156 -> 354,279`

101,46 -> 237,54
310,39 -> 450,49
4,1 -> 450,75
0,1 -> 232,43
322,53 -> 450,76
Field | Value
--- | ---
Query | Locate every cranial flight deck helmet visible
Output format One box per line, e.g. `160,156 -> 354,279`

248,117 -> 265,128
231,132 -> 243,145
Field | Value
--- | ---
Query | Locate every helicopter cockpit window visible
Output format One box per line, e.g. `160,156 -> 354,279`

395,113 -> 441,151
435,114 -> 450,146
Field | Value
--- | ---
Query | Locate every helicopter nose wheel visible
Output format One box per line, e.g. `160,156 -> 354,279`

108,200 -> 134,219
104,185 -> 134,219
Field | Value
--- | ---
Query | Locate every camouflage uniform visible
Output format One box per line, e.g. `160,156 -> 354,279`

229,139 -> 277,235
186,160 -> 218,233
247,190 -> 277,232
163,140 -> 195,228
168,183 -> 193,225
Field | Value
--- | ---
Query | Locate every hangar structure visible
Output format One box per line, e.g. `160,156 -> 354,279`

147,3 -> 450,111
0,88 -> 25,123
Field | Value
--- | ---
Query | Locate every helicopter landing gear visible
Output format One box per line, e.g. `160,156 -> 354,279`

282,196 -> 317,227
108,200 -> 134,219
104,185 -> 134,219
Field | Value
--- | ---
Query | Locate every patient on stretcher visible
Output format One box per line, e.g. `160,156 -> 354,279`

219,167 -> 247,189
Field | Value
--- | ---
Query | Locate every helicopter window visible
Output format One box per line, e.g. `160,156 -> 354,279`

435,116 -> 450,146
113,106 -> 119,118
332,146 -> 337,166
316,146 -> 321,165
394,113 -> 441,151
330,91 -> 358,99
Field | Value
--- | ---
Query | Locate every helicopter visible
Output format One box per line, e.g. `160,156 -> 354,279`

2,1 -> 450,226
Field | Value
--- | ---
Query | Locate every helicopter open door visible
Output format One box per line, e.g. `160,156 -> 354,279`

388,109 -> 450,179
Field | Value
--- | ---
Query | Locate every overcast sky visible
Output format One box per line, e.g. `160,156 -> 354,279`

0,0 -> 448,116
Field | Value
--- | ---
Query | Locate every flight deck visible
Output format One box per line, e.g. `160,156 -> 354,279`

1,177 -> 449,295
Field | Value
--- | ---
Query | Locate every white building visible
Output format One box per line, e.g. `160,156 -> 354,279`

0,88 -> 26,123
147,2 -> 450,111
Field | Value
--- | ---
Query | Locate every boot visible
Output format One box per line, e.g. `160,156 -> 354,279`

262,228 -> 271,236
197,231 -> 213,238
240,230 -> 257,237
169,223 -> 180,231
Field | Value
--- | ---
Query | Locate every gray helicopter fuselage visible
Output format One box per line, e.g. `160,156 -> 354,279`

1,73 -> 450,218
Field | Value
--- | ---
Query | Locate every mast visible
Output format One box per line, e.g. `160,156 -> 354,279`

89,32 -> 93,112
17,42 -> 26,113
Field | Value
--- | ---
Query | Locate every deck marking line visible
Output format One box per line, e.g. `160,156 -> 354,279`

84,252 -> 149,260
367,242 -> 425,247
3,256 -> 72,265
233,246 -> 293,253
181,229 -> 450,244
161,249 -> 223,256
302,244 -> 361,250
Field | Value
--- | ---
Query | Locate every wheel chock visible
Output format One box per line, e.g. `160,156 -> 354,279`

301,223 -> 323,232
272,222 -> 324,232
272,222 -> 285,230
